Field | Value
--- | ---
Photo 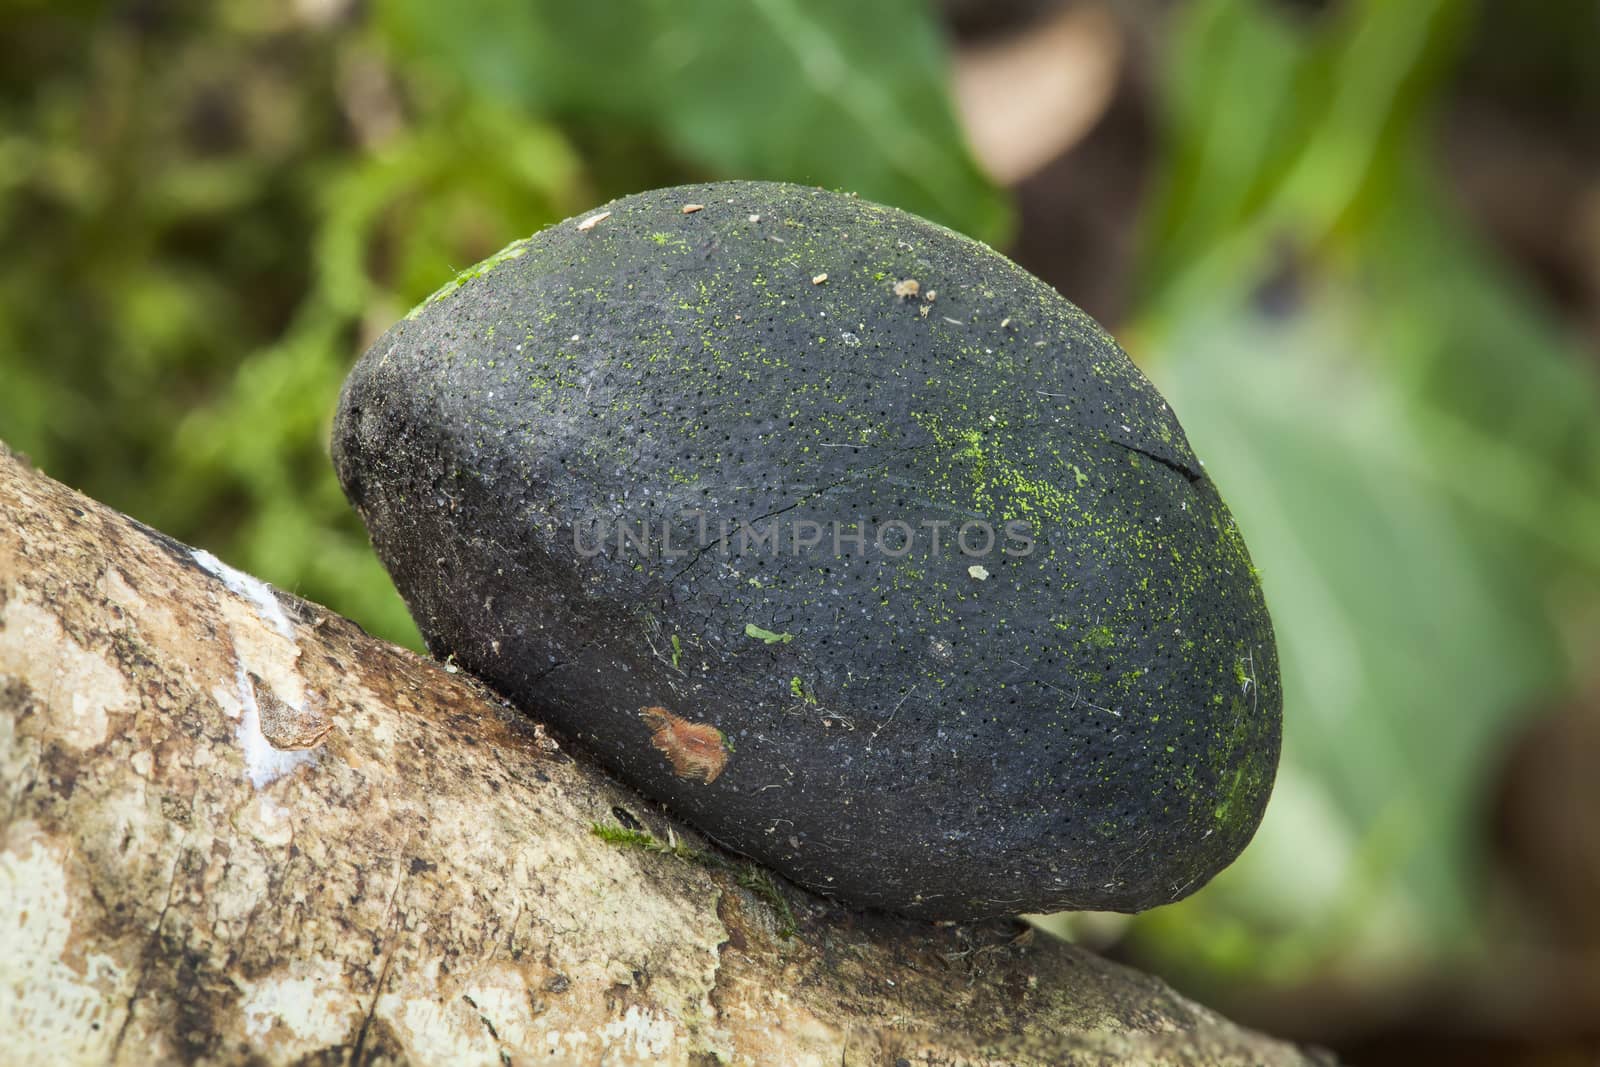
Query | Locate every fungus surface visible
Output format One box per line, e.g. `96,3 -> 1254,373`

332,181 -> 1282,918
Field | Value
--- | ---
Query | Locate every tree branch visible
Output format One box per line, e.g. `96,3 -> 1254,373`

0,444 -> 1326,1066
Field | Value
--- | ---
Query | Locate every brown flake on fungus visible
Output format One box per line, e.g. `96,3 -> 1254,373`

639,706 -> 728,784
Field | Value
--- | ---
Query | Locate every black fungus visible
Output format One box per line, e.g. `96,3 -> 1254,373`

332,181 -> 1282,919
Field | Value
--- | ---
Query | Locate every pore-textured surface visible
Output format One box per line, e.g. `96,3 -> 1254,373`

332,181 -> 1281,918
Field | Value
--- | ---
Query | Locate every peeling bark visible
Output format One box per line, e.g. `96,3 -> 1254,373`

0,445 -> 1328,1066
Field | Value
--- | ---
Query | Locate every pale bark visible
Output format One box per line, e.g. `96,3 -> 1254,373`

0,445 -> 1327,1066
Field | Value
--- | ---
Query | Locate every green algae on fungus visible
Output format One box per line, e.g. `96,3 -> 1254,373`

745,623 -> 795,645
407,238 -> 532,319
332,181 -> 1282,919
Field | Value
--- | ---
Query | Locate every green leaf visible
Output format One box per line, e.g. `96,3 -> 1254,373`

378,0 -> 1011,244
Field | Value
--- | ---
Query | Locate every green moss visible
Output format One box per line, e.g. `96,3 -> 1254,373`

732,867 -> 798,938
589,823 -> 796,937
591,825 -> 656,848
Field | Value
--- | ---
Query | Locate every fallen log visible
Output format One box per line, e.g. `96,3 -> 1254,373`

0,444 -> 1325,1065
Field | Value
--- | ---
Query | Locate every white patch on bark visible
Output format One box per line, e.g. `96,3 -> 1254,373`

192,548 -> 295,640
0,590 -> 130,749
601,1005 -> 680,1059
190,549 -> 325,787
236,958 -> 364,1050
532,1006 -> 684,1062
235,790 -> 297,847
0,823 -> 129,1063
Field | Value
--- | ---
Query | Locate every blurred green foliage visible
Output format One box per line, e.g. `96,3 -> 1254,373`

0,0 -> 1004,649
3,0 -> 1598,1000
381,0 -> 1012,242
1130,0 -> 1600,988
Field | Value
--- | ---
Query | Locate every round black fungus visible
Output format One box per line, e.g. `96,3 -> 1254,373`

332,181 -> 1282,919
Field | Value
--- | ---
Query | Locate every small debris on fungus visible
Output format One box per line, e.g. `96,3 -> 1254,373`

681,203 -> 705,214
576,211 -> 611,232
745,622 -> 795,644
812,273 -> 828,285
893,278 -> 920,300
